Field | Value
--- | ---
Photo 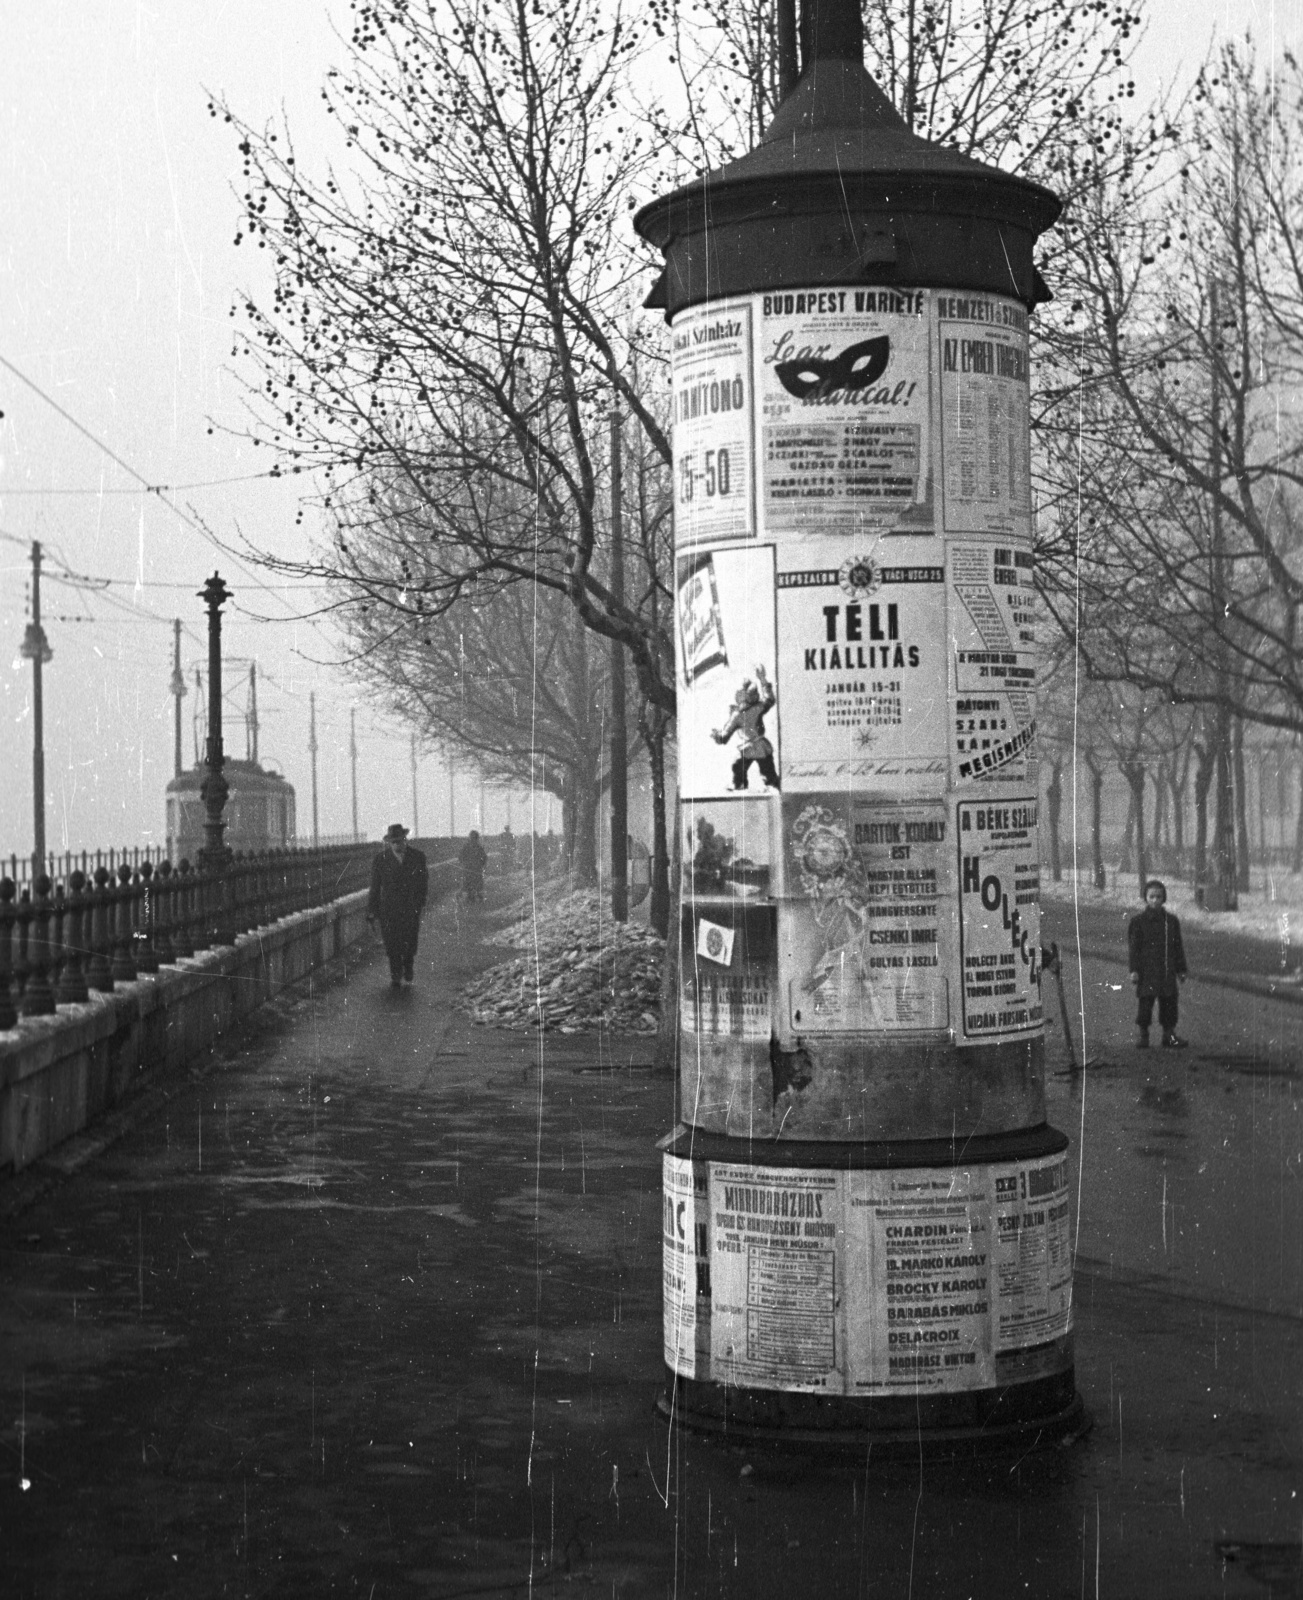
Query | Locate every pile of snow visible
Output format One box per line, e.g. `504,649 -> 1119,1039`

459,888 -> 665,1034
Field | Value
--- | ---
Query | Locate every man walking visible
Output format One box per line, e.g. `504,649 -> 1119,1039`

367,823 -> 429,987
1127,878 -> 1188,1048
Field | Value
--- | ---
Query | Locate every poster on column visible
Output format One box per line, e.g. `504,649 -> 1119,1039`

956,799 -> 1043,1039
677,546 -> 780,799
776,539 -> 948,791
993,1154 -> 1074,1352
758,288 -> 933,535
937,293 -> 1032,535
949,541 -> 1038,784
671,299 -> 755,545
709,1164 -> 843,1393
663,1154 -> 711,1377
844,1167 -> 995,1393
781,794 -> 949,1033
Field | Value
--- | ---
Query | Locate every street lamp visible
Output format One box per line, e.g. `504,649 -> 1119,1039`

19,540 -> 54,876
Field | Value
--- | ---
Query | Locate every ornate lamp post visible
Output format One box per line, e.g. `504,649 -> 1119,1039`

198,573 -> 233,942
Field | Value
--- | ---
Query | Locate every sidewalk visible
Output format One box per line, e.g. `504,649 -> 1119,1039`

2,893 -> 1299,1598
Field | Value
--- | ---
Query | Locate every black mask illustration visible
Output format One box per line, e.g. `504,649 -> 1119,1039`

775,335 -> 891,400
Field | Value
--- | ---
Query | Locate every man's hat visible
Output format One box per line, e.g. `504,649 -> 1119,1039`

384,822 -> 410,842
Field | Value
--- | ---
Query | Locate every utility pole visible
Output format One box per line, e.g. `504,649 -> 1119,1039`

350,708 -> 359,843
609,405 -> 629,922
410,734 -> 420,836
308,691 -> 320,848
20,540 -> 54,875
169,619 -> 186,778
248,662 -> 259,765
1207,276 -> 1238,910
193,665 -> 205,767
479,773 -> 486,832
448,756 -> 455,838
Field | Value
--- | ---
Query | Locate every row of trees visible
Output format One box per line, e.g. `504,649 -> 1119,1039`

1036,44 -> 1303,907
212,0 -> 1149,934
213,0 -> 1302,929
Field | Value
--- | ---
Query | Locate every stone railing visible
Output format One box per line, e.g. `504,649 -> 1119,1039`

0,843 -> 383,1027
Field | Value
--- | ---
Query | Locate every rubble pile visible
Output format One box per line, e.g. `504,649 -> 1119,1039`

458,889 -> 665,1034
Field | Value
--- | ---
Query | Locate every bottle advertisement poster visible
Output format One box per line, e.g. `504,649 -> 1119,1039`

957,798 -> 1043,1038
781,794 -> 949,1033
671,298 -> 755,546
757,288 -> 934,535
774,538 -> 948,791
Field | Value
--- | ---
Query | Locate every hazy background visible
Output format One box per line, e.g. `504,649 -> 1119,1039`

1,0 -> 1297,861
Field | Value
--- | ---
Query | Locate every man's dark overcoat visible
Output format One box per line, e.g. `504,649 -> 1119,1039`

1127,905 -> 1187,997
368,846 -> 429,940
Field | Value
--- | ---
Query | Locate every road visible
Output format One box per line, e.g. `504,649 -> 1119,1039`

1,894 -> 1300,1599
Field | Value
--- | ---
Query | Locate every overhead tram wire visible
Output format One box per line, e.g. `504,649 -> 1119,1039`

0,471 -> 289,495
0,352 -> 326,632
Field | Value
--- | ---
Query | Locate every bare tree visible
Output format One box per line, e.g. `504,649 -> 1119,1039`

347,573 -> 629,881
215,0 -> 675,706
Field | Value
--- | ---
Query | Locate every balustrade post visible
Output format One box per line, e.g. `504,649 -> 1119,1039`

152,861 -> 176,964
85,867 -> 114,991
173,861 -> 196,958
56,870 -> 90,1003
13,888 -> 32,1006
21,875 -> 57,1017
0,879 -> 16,1029
135,861 -> 160,973
110,863 -> 138,983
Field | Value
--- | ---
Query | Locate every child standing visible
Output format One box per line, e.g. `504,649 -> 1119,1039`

1127,879 -> 1189,1049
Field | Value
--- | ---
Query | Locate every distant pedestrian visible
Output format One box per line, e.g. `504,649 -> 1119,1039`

1127,879 -> 1188,1049
367,823 -> 428,987
459,829 -> 488,903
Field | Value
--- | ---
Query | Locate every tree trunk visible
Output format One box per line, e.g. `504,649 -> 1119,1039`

1046,761 -> 1063,882
1123,763 -> 1148,901
642,703 -> 671,937
1119,788 -> 1136,874
571,782 -> 599,885
1233,716 -> 1250,892
1210,704 -> 1238,909
1168,763 -> 1187,870
1089,764 -> 1106,890
1152,761 -> 1169,854
1193,744 -> 1215,899
1294,757 -> 1303,874
653,807 -> 681,1078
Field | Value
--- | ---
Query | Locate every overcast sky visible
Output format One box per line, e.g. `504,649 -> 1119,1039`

1,0 -> 1298,865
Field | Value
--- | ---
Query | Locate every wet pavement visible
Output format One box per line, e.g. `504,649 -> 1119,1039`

2,891 -> 1301,1598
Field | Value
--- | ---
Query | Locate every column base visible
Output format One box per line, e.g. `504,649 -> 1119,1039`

658,1366 -> 1089,1458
